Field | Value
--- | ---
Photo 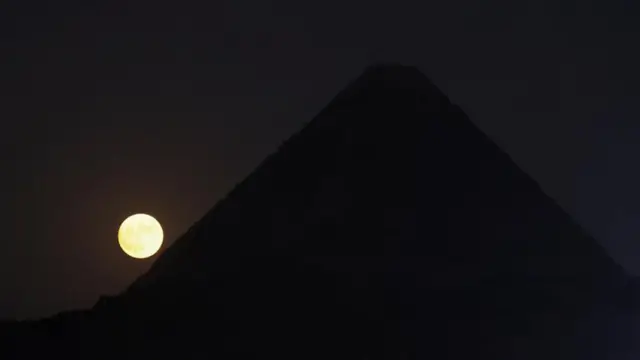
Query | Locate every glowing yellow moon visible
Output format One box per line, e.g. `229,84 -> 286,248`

118,213 -> 163,259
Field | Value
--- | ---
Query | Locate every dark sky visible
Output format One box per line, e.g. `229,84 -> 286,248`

1,1 -> 639,320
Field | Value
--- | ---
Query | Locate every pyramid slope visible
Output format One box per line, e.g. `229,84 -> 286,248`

2,64 -> 638,359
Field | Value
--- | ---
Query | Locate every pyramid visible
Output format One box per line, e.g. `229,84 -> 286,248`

2,64 -> 638,359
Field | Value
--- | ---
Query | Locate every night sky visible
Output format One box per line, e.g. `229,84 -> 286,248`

1,1 -> 639,320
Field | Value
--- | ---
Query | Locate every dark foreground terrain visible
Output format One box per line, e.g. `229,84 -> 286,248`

1,64 -> 638,359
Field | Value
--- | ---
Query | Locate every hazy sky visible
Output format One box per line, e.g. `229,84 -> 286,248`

1,0 -> 639,320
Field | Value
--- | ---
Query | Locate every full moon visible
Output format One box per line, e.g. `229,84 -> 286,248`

118,213 -> 164,259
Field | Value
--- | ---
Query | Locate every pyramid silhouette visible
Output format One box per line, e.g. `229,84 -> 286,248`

1,64 -> 638,359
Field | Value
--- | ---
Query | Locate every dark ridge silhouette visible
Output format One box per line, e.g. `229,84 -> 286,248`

1,64 -> 638,359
